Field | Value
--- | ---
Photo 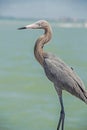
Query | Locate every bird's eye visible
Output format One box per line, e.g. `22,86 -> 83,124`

36,22 -> 41,27
38,23 -> 40,26
38,23 -> 41,27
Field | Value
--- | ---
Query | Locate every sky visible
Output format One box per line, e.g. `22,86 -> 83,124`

0,0 -> 87,19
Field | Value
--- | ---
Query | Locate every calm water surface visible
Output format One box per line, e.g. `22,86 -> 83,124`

0,19 -> 87,130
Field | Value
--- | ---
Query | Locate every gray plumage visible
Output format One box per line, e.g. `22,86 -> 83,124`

43,53 -> 87,103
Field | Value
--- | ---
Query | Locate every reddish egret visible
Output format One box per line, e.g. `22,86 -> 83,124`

18,20 -> 87,130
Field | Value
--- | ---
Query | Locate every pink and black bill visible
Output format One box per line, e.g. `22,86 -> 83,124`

18,27 -> 27,30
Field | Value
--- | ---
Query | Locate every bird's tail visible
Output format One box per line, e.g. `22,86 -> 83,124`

84,90 -> 87,104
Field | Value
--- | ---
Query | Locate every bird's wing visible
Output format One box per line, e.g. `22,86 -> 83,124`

43,53 -> 87,103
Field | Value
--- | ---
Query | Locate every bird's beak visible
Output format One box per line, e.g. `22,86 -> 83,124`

18,23 -> 39,30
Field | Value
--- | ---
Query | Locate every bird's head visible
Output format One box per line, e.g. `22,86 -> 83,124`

18,20 -> 50,30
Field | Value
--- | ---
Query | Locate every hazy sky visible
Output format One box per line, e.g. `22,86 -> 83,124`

0,0 -> 87,19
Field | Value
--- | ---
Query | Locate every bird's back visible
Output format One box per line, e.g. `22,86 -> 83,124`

43,53 -> 87,104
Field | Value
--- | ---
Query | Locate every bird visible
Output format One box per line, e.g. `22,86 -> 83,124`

18,20 -> 87,130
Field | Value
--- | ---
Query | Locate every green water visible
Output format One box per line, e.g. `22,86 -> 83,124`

0,19 -> 87,130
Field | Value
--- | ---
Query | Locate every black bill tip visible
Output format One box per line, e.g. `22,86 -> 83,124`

17,27 -> 27,30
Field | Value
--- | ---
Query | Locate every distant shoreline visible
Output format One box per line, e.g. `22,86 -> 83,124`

0,16 -> 87,28
0,16 -> 87,22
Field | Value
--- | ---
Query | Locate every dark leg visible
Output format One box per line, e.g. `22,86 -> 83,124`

57,96 -> 65,130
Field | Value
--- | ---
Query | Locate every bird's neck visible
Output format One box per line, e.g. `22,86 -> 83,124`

34,26 -> 52,66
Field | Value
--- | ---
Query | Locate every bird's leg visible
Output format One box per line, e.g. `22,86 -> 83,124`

57,96 -> 65,130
